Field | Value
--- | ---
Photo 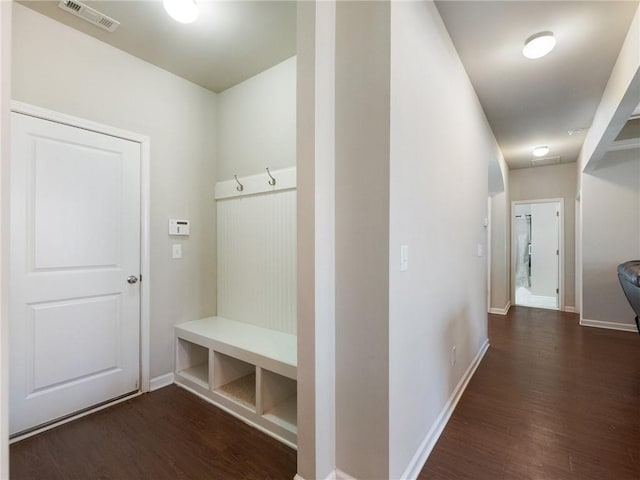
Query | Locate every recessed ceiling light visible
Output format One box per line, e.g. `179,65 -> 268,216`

164,0 -> 199,24
533,146 -> 550,157
523,32 -> 556,59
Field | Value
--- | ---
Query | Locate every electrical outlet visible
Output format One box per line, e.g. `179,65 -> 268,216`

451,346 -> 457,366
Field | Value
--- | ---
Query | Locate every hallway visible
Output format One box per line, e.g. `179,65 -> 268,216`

422,307 -> 640,479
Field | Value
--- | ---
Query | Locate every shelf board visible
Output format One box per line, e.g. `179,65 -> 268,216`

262,395 -> 296,433
215,373 -> 256,410
177,363 -> 209,389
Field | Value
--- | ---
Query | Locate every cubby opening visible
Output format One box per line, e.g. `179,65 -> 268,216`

213,351 -> 256,411
176,338 -> 209,389
260,368 -> 297,433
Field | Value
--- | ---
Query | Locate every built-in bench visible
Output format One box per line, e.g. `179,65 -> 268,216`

174,316 -> 297,447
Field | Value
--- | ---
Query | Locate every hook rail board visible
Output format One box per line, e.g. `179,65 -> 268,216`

215,166 -> 296,200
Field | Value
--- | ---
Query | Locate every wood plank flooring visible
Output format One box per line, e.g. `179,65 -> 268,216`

421,307 -> 640,480
10,385 -> 297,479
10,307 -> 640,479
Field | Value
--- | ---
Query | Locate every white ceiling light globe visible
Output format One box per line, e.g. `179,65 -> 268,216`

164,0 -> 199,24
523,32 -> 556,59
533,146 -> 550,157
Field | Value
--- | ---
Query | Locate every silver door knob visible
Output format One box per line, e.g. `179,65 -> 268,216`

127,275 -> 139,284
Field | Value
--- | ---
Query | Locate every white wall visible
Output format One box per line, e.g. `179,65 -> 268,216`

0,1 -> 11,476
490,157 -> 510,313
334,2 -> 390,477
12,4 -> 217,379
582,149 -> 640,327
217,56 -> 296,181
296,2 -> 336,478
389,2 -> 494,477
510,163 -> 577,308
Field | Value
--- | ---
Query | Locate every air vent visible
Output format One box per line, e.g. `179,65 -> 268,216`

58,0 -> 120,33
531,156 -> 561,167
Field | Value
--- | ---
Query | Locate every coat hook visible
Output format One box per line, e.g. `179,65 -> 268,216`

234,175 -> 244,192
266,167 -> 276,186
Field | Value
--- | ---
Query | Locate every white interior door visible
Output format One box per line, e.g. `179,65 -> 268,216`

9,112 -> 141,436
530,202 -> 560,308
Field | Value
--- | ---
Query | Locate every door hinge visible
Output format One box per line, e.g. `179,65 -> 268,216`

556,250 -> 559,255
556,211 -> 559,217
556,288 -> 559,294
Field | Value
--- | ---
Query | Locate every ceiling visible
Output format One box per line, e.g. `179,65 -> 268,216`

435,1 -> 639,169
19,1 -> 639,170
19,0 -> 297,93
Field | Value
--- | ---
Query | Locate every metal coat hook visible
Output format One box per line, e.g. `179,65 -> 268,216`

234,175 -> 244,192
266,167 -> 276,186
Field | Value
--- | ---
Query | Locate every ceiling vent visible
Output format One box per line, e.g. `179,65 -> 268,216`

531,156 -> 561,167
58,0 -> 120,33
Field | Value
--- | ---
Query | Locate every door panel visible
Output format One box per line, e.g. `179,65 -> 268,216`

530,202 -> 559,304
10,112 -> 141,435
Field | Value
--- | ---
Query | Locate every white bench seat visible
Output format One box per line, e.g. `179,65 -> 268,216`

175,316 -> 297,380
174,316 -> 298,446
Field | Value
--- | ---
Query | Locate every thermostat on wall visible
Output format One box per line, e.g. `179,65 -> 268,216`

169,219 -> 190,236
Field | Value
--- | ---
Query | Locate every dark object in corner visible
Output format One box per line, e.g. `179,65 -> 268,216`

617,260 -> 640,335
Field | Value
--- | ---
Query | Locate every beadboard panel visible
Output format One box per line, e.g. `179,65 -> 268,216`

217,189 -> 297,334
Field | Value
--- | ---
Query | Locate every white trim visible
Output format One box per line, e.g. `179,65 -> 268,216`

10,101 -> 152,393
489,301 -> 511,316
580,318 -> 638,333
293,470 -> 342,480
215,167 -> 296,200
564,305 -> 577,313
608,138 -> 640,152
399,339 -> 490,480
149,373 -> 174,391
174,382 -> 298,450
9,392 -> 142,444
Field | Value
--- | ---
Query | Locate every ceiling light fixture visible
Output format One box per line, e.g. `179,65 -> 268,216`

163,0 -> 199,24
523,32 -> 556,59
533,146 -> 550,157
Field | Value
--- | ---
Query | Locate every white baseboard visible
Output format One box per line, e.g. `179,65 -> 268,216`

295,470 -> 350,480
563,305 -> 577,313
489,301 -> 511,316
580,318 -> 638,333
399,339 -> 490,480
149,373 -> 174,391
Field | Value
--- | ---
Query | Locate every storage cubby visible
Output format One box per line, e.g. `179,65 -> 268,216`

174,317 -> 297,446
176,338 -> 209,389
212,351 -> 256,411
259,368 -> 297,433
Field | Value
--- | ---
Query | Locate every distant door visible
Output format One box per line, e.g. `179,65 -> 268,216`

514,201 -> 560,310
10,112 -> 141,436
530,203 -> 559,307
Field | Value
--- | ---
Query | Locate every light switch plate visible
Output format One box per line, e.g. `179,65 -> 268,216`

172,244 -> 182,259
477,244 -> 483,257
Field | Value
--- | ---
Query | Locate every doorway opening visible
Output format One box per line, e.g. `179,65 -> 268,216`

512,200 -> 563,310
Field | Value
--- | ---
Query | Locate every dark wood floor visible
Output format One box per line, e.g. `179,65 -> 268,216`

10,385 -> 297,479
421,307 -> 640,480
11,307 -> 640,479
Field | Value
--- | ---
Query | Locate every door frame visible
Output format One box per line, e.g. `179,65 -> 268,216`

10,101 -> 151,396
510,198 -> 564,311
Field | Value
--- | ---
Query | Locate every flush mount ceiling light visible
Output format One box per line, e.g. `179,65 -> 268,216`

164,0 -> 199,24
523,32 -> 556,59
533,146 -> 550,157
